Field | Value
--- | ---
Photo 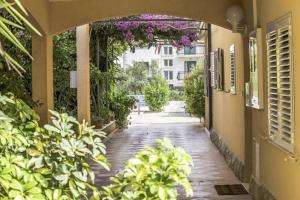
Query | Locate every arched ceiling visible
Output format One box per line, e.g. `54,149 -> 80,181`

21,0 -> 244,35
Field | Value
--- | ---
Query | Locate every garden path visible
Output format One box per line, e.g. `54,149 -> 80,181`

92,101 -> 252,200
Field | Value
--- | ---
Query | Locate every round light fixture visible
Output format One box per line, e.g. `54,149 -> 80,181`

226,5 -> 244,32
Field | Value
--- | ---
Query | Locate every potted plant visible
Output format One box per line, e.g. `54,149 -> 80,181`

92,115 -> 103,129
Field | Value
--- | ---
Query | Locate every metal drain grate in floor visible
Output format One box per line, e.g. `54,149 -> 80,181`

214,184 -> 249,195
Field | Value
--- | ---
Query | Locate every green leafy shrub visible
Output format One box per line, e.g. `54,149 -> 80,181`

0,94 -> 44,199
184,66 -> 205,118
117,61 -> 161,95
144,76 -> 170,112
0,93 -> 109,199
0,93 -> 194,199
100,138 -> 193,199
169,88 -> 184,101
110,91 -> 136,128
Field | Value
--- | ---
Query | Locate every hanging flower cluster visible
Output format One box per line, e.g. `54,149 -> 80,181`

114,14 -> 200,48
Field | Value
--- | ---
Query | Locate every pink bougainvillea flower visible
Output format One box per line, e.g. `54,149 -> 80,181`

124,31 -> 134,43
181,35 -> 192,46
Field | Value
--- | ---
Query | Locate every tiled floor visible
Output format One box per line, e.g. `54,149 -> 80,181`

92,102 -> 253,200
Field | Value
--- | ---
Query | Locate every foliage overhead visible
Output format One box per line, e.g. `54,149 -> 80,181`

144,75 -> 170,112
184,65 -> 205,118
0,0 -> 40,74
101,138 -> 193,200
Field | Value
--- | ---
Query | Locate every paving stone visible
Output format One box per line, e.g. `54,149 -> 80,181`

91,102 -> 253,200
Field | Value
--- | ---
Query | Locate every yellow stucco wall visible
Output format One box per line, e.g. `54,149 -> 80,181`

211,25 -> 246,162
252,0 -> 300,199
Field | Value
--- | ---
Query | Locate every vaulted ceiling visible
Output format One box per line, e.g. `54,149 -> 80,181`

21,0 -> 245,35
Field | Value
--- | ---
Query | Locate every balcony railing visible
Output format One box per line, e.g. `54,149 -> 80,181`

177,71 -> 189,80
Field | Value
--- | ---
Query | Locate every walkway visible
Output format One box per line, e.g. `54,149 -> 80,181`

92,101 -> 252,200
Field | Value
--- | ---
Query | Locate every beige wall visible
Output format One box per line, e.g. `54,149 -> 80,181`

251,0 -> 300,199
211,25 -> 246,162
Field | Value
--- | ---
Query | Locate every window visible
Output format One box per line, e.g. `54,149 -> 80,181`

216,48 -> 224,91
136,61 -> 149,67
164,59 -> 173,67
164,46 -> 173,55
229,45 -> 236,94
210,52 -> 216,88
267,13 -> 294,153
177,71 -> 185,80
184,46 -> 196,55
249,28 -> 264,109
164,71 -> 173,80
169,71 -> 173,80
210,49 -> 224,90
184,61 -> 197,73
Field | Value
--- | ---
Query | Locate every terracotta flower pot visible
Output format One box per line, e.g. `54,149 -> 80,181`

93,120 -> 103,129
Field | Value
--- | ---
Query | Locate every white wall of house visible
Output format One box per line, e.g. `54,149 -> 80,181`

118,43 -> 205,88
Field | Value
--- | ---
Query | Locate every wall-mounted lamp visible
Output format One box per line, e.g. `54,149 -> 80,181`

226,5 -> 247,33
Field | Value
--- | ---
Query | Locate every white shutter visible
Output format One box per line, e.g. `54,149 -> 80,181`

267,30 -> 279,137
216,48 -> 224,91
267,13 -> 294,153
210,52 -> 215,88
230,45 -> 236,94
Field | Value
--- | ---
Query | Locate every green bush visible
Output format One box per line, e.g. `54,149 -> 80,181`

184,66 -> 205,118
110,91 -> 136,128
169,89 -> 185,101
0,93 -> 109,199
101,138 -> 193,199
144,76 -> 170,112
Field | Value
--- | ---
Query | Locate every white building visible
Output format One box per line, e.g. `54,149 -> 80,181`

118,43 -> 205,88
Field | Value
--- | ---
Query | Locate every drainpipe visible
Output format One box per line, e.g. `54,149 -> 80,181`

207,23 -> 213,130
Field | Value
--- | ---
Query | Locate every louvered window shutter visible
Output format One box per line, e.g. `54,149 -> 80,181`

267,30 -> 279,138
210,52 -> 216,88
230,45 -> 236,94
267,13 -> 294,153
216,49 -> 224,91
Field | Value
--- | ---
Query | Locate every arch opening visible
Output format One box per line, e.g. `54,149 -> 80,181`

22,0 -> 243,35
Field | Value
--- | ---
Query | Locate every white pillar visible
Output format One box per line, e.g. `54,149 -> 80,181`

76,24 -> 91,124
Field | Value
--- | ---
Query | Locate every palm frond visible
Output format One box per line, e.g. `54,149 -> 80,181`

0,0 -> 41,74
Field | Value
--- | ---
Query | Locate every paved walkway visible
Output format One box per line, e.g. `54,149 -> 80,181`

92,101 -> 252,200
